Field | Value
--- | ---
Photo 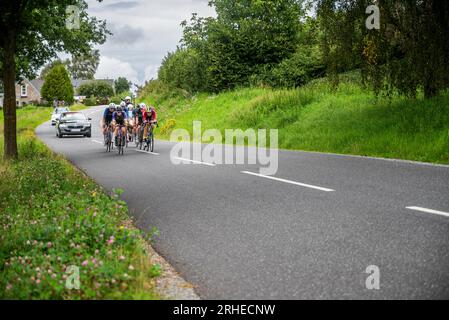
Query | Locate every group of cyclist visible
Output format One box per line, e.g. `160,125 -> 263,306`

101,96 -> 157,147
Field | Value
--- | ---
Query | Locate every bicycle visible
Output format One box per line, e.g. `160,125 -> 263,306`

116,124 -> 126,155
104,124 -> 114,152
143,121 -> 157,152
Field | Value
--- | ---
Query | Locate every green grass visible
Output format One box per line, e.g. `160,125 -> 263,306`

144,78 -> 449,164
0,105 -> 160,299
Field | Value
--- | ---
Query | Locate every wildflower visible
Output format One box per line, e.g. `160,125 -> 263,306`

36,279 -> 41,285
82,260 -> 89,266
119,256 -> 125,261
6,283 -> 12,290
95,249 -> 99,255
128,265 -> 134,271
47,242 -> 52,248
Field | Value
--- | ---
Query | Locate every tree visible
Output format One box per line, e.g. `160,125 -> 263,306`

114,77 -> 131,94
317,0 -> 449,98
77,80 -> 114,98
67,49 -> 100,79
41,65 -> 74,104
39,59 -> 69,80
0,0 -> 108,160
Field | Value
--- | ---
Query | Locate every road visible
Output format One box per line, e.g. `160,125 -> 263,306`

36,105 -> 449,299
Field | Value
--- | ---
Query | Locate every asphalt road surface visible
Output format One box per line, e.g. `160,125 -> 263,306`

36,105 -> 449,299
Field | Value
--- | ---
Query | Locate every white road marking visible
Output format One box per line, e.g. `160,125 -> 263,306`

92,139 -> 103,144
406,206 -> 449,218
241,171 -> 335,192
135,149 -> 160,156
172,157 -> 216,166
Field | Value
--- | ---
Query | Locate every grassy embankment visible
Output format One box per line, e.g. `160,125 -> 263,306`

142,75 -> 449,164
0,105 -> 161,299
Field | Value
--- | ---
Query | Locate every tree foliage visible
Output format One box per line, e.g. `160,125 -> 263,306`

41,64 -> 74,104
0,0 -> 109,159
67,49 -> 100,79
77,80 -> 114,98
158,0 -> 313,93
317,0 -> 449,98
114,77 -> 132,94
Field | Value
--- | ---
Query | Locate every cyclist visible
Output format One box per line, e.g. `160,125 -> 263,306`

142,105 -> 157,142
126,104 -> 135,142
102,103 -> 116,140
119,101 -> 127,110
112,105 -> 128,146
124,96 -> 132,107
134,103 -> 145,141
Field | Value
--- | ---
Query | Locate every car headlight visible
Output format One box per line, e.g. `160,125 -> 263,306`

59,124 -> 67,128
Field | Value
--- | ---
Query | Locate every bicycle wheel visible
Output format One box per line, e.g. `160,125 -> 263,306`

150,132 -> 154,152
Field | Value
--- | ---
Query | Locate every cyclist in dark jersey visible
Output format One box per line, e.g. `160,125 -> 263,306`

112,106 -> 128,146
134,103 -> 145,140
102,103 -> 116,135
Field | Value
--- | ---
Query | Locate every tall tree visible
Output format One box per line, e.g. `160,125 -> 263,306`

0,0 -> 108,159
68,49 -> 100,79
41,64 -> 74,104
39,59 -> 70,80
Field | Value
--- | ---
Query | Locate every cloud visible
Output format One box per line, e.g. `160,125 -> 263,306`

144,65 -> 159,81
95,56 -> 139,84
88,0 -> 216,84
108,23 -> 145,44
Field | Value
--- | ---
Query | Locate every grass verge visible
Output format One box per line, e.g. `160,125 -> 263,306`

0,105 -> 160,299
142,77 -> 449,164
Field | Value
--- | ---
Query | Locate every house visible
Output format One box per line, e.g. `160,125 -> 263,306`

15,78 -> 44,107
11,78 -> 115,107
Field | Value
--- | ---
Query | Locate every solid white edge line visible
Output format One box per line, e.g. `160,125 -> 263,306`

172,157 -> 216,166
406,206 -> 449,218
241,171 -> 335,192
92,139 -> 103,144
135,149 -> 160,156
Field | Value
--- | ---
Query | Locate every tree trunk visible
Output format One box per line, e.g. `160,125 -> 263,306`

2,37 -> 18,160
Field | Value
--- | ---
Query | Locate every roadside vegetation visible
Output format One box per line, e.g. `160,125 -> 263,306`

137,0 -> 449,165
141,74 -> 449,164
0,106 -> 160,299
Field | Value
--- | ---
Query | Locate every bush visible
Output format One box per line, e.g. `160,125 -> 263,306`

251,45 -> 325,88
41,65 -> 74,104
83,96 -> 97,106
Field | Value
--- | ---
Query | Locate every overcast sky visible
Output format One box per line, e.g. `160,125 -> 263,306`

87,0 -> 216,85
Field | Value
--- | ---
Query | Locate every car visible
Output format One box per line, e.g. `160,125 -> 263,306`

51,107 -> 70,125
56,112 -> 92,138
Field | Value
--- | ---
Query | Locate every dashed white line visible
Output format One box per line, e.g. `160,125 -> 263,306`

91,139 -> 103,144
135,149 -> 160,156
172,157 -> 216,166
406,206 -> 449,218
241,171 -> 335,192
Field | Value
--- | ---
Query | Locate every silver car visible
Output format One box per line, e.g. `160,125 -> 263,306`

51,107 -> 70,125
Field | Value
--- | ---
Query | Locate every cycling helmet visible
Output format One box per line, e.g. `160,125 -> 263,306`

120,101 -> 126,108
108,103 -> 116,109
127,104 -> 134,111
139,102 -> 146,109
116,106 -> 123,111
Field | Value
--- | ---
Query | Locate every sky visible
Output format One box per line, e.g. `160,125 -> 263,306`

87,0 -> 216,86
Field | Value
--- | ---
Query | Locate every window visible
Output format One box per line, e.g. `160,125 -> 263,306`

20,84 -> 27,97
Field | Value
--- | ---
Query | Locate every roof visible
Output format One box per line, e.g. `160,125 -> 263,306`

29,79 -> 44,93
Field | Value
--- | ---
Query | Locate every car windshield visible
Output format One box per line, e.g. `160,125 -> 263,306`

55,108 -> 69,114
60,113 -> 86,121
